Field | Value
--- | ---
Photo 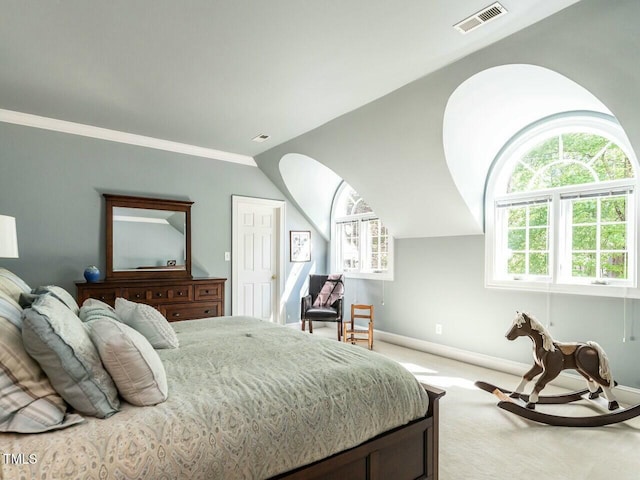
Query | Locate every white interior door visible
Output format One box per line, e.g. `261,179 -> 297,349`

232,196 -> 285,323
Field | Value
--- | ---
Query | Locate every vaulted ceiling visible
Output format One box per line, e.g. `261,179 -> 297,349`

1,1 -> 579,160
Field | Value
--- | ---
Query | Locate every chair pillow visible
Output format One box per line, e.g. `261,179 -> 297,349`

0,290 -> 23,329
32,285 -> 80,314
0,316 -> 84,433
22,295 -> 120,418
0,268 -> 31,302
79,298 -> 120,323
115,298 -> 179,349
87,316 -> 168,406
313,274 -> 344,307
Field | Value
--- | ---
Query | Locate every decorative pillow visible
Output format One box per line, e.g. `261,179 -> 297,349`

0,316 -> 84,433
313,274 -> 344,307
87,316 -> 168,406
32,285 -> 80,314
115,298 -> 179,349
79,298 -> 120,323
0,267 -> 31,302
18,292 -> 39,309
82,297 -> 115,311
22,295 -> 120,418
0,290 -> 23,329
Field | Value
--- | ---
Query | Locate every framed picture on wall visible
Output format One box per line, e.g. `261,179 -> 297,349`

290,230 -> 311,262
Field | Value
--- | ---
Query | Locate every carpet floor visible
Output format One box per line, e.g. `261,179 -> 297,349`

305,326 -> 640,480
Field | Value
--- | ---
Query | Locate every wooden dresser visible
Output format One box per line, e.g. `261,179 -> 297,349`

76,277 -> 226,322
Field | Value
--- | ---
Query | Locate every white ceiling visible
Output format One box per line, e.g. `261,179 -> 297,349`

0,0 -> 579,161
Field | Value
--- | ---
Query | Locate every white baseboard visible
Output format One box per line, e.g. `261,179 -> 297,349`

374,329 -> 640,405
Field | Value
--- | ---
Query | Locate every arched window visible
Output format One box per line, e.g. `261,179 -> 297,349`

485,113 -> 639,295
331,182 -> 393,280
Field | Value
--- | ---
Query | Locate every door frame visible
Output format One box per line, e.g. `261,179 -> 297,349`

231,195 -> 286,323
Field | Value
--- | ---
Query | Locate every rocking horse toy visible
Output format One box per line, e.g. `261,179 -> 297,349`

475,311 -> 640,427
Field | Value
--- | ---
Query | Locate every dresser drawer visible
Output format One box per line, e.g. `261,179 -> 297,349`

126,287 -> 148,302
195,283 -> 222,301
163,302 -> 221,322
148,286 -> 173,301
83,288 -> 119,306
125,285 -> 194,304
170,285 -> 193,302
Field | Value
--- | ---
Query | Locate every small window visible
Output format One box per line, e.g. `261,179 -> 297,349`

560,191 -> 632,283
495,198 -> 551,280
332,183 -> 393,280
486,114 -> 638,296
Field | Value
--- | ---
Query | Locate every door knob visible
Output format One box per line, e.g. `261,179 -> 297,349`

271,274 -> 277,280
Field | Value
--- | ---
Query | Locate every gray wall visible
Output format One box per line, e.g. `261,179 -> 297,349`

255,0 -> 640,388
0,121 -> 324,318
387,236 -> 639,386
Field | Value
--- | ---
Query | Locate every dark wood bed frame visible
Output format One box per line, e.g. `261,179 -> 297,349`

273,384 -> 445,480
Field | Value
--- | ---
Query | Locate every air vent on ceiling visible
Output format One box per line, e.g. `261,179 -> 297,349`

454,2 -> 507,34
252,134 -> 271,143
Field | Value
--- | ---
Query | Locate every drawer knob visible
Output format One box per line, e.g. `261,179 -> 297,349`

177,291 -> 184,296
156,293 -> 163,297
100,296 -> 106,300
205,290 -> 210,294
135,294 -> 141,298
173,313 -> 181,317
204,310 -> 211,314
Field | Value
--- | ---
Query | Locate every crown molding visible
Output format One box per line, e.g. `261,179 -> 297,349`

0,108 -> 256,167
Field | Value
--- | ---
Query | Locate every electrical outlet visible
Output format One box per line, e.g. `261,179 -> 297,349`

224,252 -> 231,261
435,323 -> 443,335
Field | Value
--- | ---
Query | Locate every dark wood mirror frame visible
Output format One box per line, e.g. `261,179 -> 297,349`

105,193 -> 193,280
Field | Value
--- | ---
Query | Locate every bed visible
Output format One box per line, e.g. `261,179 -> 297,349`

1,316 -> 444,480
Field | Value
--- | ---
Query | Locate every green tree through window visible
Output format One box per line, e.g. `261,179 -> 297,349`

494,125 -> 636,286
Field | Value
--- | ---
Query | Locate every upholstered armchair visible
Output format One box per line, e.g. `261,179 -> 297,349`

301,274 -> 344,341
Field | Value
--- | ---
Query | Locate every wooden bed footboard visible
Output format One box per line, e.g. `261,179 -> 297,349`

273,384 -> 446,480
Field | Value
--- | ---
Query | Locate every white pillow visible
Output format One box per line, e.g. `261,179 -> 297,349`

115,298 -> 179,349
79,298 -> 120,323
87,316 -> 168,406
32,285 -> 80,315
82,298 -> 115,311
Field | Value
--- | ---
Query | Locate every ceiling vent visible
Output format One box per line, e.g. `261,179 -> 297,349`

454,2 -> 507,34
252,134 -> 271,143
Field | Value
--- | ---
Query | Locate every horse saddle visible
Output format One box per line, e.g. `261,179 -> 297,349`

557,343 -> 579,355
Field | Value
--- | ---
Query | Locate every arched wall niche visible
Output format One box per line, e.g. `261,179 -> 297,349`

279,153 -> 342,240
443,64 -> 613,231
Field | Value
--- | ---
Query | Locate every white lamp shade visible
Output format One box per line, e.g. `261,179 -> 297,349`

0,215 -> 19,258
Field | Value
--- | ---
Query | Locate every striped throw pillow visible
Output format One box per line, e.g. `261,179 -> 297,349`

0,268 -> 30,303
0,316 -> 84,432
0,290 -> 22,329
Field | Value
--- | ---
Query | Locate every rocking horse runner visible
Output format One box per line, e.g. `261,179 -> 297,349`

475,311 -> 640,427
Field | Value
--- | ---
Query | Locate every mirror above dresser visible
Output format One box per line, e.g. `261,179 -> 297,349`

105,194 -> 193,280
76,193 -> 226,321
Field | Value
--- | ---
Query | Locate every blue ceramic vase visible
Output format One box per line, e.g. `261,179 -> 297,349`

83,265 -> 101,283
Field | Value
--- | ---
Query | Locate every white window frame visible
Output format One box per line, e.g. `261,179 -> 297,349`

485,112 -> 640,298
558,187 -> 635,286
331,182 -> 394,281
494,195 -> 552,282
